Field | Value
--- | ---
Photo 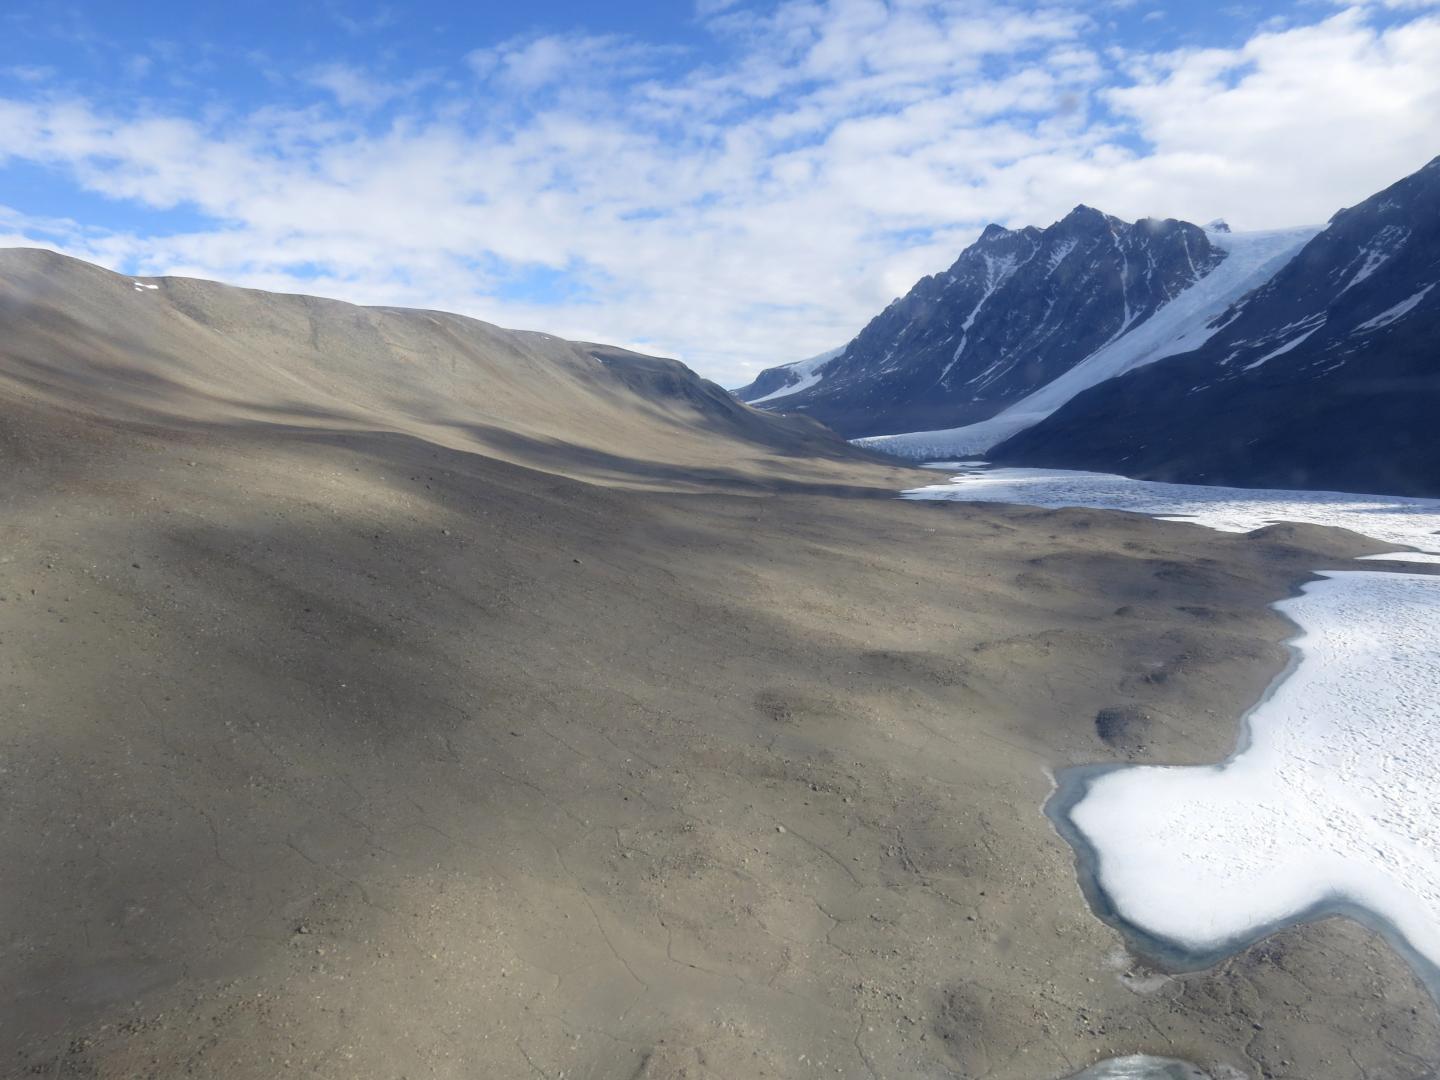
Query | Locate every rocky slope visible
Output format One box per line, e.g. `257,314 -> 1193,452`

995,155 -> 1440,496
737,209 -> 1227,438
733,345 -> 843,404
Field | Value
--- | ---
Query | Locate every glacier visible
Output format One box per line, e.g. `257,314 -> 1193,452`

856,225 -> 1320,460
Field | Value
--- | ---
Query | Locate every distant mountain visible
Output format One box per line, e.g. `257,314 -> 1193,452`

993,155 -> 1440,496
732,346 -> 842,404
854,224 -> 1317,461
737,208 -> 1232,437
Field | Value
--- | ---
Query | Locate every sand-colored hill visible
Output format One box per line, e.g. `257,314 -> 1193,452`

0,248 -> 858,492
2,249 -> 1435,1080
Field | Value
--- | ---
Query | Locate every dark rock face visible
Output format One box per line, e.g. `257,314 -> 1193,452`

995,156 -> 1440,496
740,210 -> 1224,438
732,347 -> 842,404
737,364 -> 806,401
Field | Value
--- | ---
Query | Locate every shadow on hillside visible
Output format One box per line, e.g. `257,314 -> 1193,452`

0,411 -> 938,1061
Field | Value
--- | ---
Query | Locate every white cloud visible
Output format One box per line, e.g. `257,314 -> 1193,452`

0,2 -> 1436,387
1094,7 -> 1440,226
306,63 -> 398,108
4,64 -> 55,83
326,4 -> 398,36
466,32 -> 680,92
304,64 -> 438,110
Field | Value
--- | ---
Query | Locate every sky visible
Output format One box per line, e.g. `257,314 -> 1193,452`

0,1 -> 1437,387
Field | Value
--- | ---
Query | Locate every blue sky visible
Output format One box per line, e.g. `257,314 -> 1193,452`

1,1 -> 1437,385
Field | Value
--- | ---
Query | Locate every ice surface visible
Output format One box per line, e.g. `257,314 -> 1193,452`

1069,569 -> 1440,971
902,466 -> 1440,553
131,281 -> 159,292
856,225 -> 1321,459
905,466 -> 1440,979
746,346 -> 843,404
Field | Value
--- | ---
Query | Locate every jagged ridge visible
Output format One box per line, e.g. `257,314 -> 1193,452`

739,208 -> 1224,438
994,155 -> 1440,496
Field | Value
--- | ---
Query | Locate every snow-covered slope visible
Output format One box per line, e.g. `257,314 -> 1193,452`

737,209 -> 1228,437
736,346 -> 844,404
996,155 -> 1440,496
856,224 -> 1319,460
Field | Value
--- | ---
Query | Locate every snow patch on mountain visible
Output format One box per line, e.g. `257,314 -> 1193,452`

1045,238 -> 1079,272
1354,283 -> 1435,333
744,346 -> 844,404
855,224 -> 1321,460
937,249 -> 1034,387
1240,319 -> 1326,370
1336,224 -> 1410,294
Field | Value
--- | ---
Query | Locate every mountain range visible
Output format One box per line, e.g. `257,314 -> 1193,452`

994,156 -> 1440,495
739,155 -> 1440,495
736,207 -> 1236,436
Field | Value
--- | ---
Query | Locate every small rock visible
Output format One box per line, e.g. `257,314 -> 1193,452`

775,825 -> 786,834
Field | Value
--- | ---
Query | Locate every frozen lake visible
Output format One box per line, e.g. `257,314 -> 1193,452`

1062,569 -> 1440,986
903,465 -> 1440,555
907,466 -> 1440,996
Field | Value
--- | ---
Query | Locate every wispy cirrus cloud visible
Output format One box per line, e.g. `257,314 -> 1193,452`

467,31 -> 684,92
0,1 -> 1435,386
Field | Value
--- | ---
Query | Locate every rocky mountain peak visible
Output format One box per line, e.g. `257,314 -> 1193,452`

1056,204 -> 1114,233
736,204 -> 1226,436
993,155 -> 1440,496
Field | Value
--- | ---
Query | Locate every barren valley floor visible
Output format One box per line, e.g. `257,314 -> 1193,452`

2,250 -> 1437,1079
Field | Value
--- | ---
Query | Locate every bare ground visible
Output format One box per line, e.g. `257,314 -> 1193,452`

2,249 -> 1435,1079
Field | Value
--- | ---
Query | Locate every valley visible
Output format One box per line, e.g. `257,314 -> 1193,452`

5,250 -> 1439,1078
3,3 -> 1438,1077
747,157 -> 1440,498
